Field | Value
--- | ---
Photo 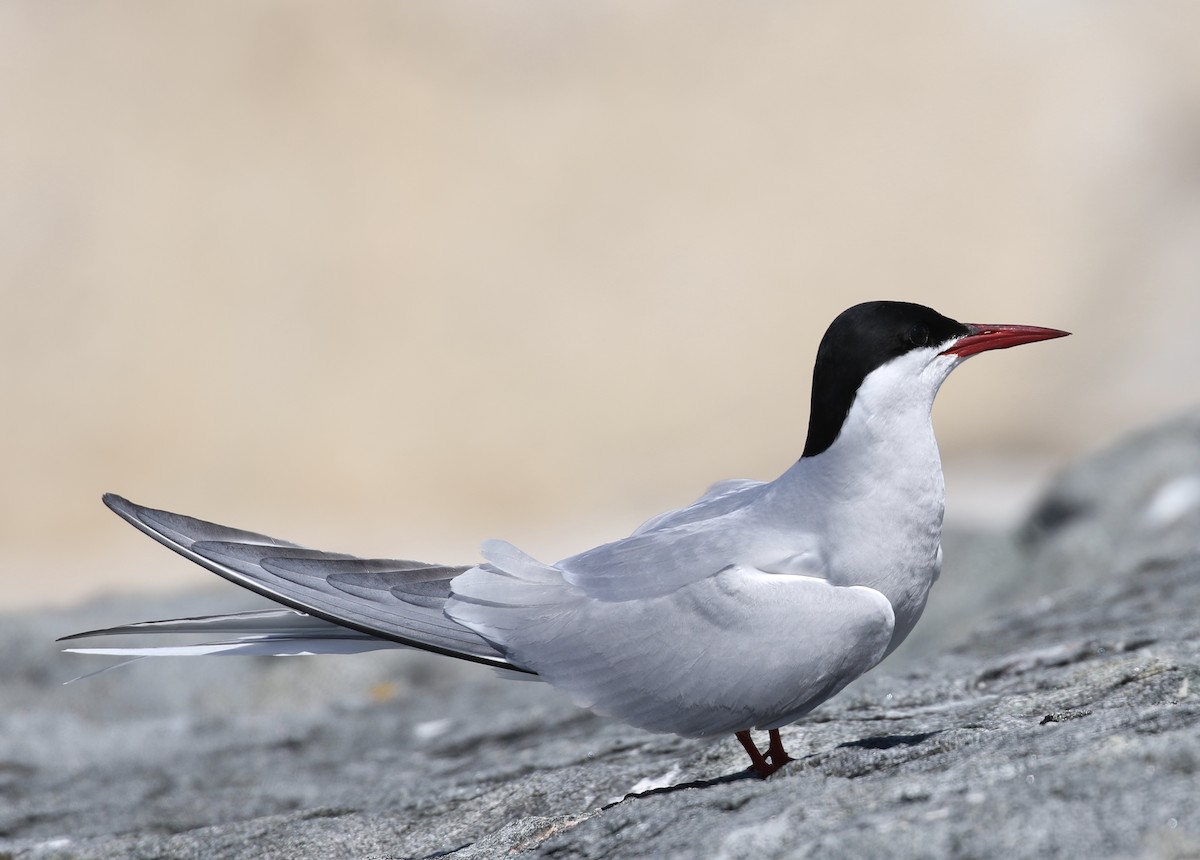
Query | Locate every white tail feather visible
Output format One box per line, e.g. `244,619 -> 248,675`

61,607 -> 406,683
65,637 -> 402,658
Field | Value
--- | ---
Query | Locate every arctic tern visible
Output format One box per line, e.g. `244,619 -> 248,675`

63,301 -> 1069,777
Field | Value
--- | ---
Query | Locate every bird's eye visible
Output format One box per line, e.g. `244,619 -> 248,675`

907,323 -> 930,347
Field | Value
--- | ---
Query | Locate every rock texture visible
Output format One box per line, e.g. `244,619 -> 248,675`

3,412 -> 1200,859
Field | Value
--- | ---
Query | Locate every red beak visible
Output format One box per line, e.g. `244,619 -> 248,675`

942,323 -> 1070,358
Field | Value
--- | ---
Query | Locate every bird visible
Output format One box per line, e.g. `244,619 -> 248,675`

62,301 -> 1069,778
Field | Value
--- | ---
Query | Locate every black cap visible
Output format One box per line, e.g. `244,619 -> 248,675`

801,302 -> 969,459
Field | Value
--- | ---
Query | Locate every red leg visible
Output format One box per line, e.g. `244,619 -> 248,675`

766,729 -> 793,768
736,729 -> 791,778
736,730 -> 770,776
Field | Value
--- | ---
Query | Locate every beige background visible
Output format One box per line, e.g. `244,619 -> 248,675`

4,2 -> 1199,609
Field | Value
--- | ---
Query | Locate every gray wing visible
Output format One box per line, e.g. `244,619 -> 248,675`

554,479 -> 822,602
629,478 -> 766,536
556,522 -> 745,601
449,563 -> 896,737
98,494 -> 525,672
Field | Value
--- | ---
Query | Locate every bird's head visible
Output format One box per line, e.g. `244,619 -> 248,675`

802,301 -> 1069,459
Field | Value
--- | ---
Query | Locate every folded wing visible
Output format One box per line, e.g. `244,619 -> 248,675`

449,560 -> 895,737
67,495 -> 525,672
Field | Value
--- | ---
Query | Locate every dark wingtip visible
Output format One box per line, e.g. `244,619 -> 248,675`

102,493 -> 142,523
102,492 -> 127,510
68,494 -> 139,642
57,624 -> 125,642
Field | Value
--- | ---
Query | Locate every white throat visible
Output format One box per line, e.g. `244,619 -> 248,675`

776,348 -> 963,649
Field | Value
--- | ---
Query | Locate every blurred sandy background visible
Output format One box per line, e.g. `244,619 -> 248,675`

3,2 -> 1199,610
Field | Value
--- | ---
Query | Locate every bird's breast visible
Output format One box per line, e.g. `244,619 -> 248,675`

763,416 -> 947,652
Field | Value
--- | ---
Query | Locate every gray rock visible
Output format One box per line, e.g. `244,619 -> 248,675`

4,414 -> 1200,859
1018,406 -> 1200,594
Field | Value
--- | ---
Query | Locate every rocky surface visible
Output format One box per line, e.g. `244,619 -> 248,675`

3,412 -> 1200,859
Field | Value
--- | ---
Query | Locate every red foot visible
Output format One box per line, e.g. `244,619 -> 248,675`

736,729 -> 793,778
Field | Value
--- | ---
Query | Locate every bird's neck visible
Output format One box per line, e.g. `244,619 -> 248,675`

786,389 -> 946,541
790,349 -> 953,509
775,359 -> 954,643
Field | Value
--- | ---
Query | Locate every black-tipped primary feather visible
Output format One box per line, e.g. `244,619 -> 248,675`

94,493 -> 530,672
